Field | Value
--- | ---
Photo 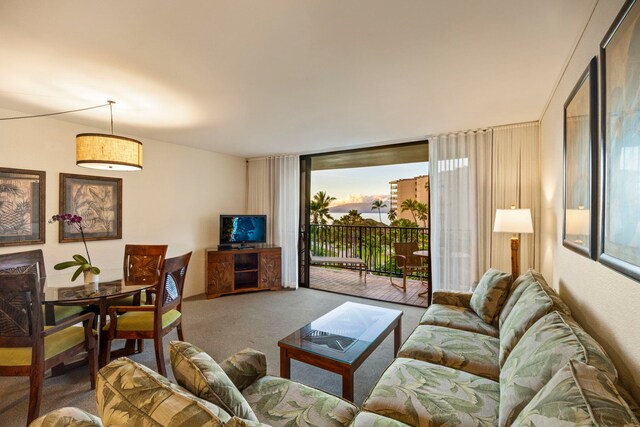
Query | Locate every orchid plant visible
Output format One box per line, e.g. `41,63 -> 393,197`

49,213 -> 100,281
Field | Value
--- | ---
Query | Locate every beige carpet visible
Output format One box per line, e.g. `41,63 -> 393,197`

0,288 -> 424,426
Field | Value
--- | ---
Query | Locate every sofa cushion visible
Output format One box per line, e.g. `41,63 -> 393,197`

349,412 -> 412,427
242,376 -> 357,427
470,268 -> 512,324
169,341 -> 257,421
219,348 -> 267,391
97,357 -> 230,426
499,278 -> 571,366
499,311 -> 618,426
226,417 -> 274,427
420,304 -> 499,337
431,290 -> 473,307
362,358 -> 500,427
29,407 -> 104,427
512,360 -> 640,426
498,269 -> 540,329
398,325 -> 500,381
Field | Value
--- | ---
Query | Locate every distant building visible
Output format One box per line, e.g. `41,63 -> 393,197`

389,175 -> 429,222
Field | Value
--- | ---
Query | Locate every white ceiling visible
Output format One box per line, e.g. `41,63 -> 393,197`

0,0 -> 595,158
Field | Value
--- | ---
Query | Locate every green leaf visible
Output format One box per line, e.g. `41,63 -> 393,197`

90,266 -> 100,274
54,261 -> 81,270
71,265 -> 84,281
73,254 -> 89,264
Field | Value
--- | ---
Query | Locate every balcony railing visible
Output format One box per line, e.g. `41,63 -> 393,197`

308,224 -> 429,278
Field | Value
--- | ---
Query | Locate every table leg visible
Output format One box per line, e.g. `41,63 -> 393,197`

342,367 -> 354,402
280,348 -> 291,379
394,317 -> 402,356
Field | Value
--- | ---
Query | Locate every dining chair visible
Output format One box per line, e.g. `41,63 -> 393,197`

390,242 -> 428,292
103,252 -> 192,376
117,244 -> 168,306
0,273 -> 97,425
0,249 -> 85,325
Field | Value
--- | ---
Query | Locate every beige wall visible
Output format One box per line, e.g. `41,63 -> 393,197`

540,0 -> 640,399
0,108 -> 247,298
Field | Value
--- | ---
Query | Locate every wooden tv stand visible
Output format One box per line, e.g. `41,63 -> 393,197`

206,245 -> 282,299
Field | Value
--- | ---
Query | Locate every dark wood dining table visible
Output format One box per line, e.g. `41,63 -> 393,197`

42,269 -> 156,366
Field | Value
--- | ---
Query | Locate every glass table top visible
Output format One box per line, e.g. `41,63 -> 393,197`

42,268 -> 155,303
278,301 -> 402,365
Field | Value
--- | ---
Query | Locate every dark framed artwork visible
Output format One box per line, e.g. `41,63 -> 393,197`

563,57 -> 598,259
600,0 -> 640,280
0,167 -> 45,247
59,173 -> 122,243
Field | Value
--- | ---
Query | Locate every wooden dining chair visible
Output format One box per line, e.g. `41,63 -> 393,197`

0,249 -> 85,325
103,252 -> 192,376
0,273 -> 97,425
390,242 -> 428,292
118,244 -> 168,305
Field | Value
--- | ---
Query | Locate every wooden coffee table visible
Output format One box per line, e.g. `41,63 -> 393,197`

278,302 -> 402,401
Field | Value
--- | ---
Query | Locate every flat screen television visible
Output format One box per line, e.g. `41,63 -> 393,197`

219,215 -> 267,247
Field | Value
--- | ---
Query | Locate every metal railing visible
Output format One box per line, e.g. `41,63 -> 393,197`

309,224 -> 429,277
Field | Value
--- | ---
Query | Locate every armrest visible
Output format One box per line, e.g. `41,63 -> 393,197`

42,311 -> 95,337
107,305 -> 154,318
219,348 -> 267,391
29,407 -> 103,427
393,254 -> 407,267
432,290 -> 473,308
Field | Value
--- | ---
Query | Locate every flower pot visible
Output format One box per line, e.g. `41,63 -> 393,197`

83,270 -> 100,285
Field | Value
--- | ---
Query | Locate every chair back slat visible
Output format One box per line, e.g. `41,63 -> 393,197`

156,252 -> 192,314
0,249 -> 46,279
0,273 -> 41,348
123,245 -> 168,285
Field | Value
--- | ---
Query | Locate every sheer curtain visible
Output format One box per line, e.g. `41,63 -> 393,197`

429,129 -> 492,291
247,155 -> 300,289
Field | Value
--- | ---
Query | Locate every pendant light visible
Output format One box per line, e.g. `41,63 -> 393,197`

76,101 -> 143,171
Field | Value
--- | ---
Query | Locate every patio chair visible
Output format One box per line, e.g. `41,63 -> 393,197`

390,242 -> 428,292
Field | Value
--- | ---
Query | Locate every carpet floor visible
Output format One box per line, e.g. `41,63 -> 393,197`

0,288 -> 425,426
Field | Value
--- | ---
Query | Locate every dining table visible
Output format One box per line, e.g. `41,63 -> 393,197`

42,268 -> 157,366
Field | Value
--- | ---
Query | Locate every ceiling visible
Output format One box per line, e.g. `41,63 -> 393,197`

0,0 -> 595,158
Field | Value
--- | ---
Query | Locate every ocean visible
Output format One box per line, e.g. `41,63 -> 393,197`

332,212 -> 390,225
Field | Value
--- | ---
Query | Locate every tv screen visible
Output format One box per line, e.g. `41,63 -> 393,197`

220,215 -> 267,245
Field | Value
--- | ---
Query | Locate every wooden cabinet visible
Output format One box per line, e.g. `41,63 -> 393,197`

206,246 -> 282,298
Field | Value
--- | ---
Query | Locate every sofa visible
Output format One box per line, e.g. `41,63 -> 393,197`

31,269 -> 640,426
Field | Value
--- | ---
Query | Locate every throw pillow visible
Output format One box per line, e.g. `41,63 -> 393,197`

512,360 -> 639,426
469,268 -> 512,324
170,340 -> 258,421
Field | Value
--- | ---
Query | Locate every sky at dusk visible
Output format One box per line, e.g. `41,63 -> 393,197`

311,162 -> 428,206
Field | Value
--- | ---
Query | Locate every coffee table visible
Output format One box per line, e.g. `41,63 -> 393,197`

278,301 -> 403,401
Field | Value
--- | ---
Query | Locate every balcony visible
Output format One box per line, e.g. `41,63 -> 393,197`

306,224 -> 430,307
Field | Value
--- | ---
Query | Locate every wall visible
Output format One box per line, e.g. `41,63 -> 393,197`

0,108 -> 247,298
540,0 -> 640,399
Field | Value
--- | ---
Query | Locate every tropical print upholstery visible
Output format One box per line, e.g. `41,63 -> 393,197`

499,311 -> 618,426
470,268 -> 512,324
419,304 -> 499,337
498,278 -> 571,366
169,341 -> 258,421
225,416 -> 274,427
362,358 -> 500,427
497,269 -> 539,328
512,360 -> 640,426
97,357 -> 230,426
398,324 -> 500,381
219,347 -> 267,391
431,290 -> 472,308
29,407 -> 104,427
349,412 -> 412,427
617,382 -> 640,421
242,376 -> 358,427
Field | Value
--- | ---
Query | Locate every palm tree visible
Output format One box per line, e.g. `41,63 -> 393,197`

371,199 -> 387,223
310,191 -> 336,224
388,209 -> 397,223
336,209 -> 364,225
415,202 -> 429,227
400,198 -> 419,223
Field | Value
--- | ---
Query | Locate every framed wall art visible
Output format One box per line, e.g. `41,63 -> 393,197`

600,0 -> 640,280
59,173 -> 122,243
0,167 -> 45,247
563,57 -> 598,259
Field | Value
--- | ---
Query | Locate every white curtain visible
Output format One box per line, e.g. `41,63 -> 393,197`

429,129 -> 492,291
247,155 -> 300,289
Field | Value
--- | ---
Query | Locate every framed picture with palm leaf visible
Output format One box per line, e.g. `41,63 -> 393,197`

0,167 -> 46,247
59,173 -> 122,243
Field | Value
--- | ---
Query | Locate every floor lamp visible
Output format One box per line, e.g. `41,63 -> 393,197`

493,207 -> 533,277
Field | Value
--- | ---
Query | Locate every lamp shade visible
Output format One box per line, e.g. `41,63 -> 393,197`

493,208 -> 533,234
566,208 -> 590,235
76,133 -> 143,171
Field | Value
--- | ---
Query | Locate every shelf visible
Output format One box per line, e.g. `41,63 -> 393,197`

235,282 -> 259,290
235,266 -> 259,273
